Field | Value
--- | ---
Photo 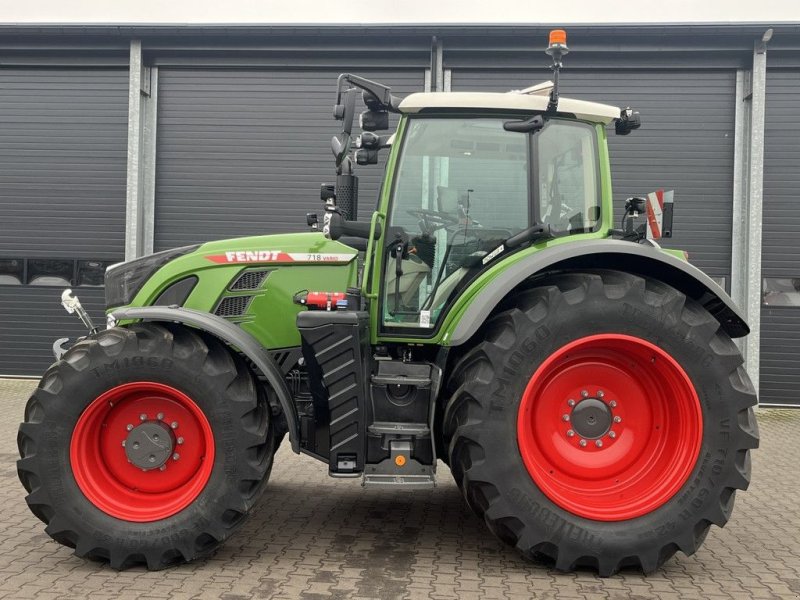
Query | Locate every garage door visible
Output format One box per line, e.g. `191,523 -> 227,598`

760,69 -> 800,407
154,68 -> 425,250
0,68 -> 127,376
450,69 -> 736,282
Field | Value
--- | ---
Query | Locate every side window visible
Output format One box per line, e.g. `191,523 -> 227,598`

383,117 -> 530,331
536,120 -> 600,233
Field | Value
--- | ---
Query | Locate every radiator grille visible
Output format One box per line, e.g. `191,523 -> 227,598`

214,295 -> 253,317
230,270 -> 269,291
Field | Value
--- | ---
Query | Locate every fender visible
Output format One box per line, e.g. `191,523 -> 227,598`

110,305 -> 300,453
448,239 -> 748,346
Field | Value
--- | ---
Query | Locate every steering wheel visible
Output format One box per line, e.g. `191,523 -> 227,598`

407,209 -> 459,234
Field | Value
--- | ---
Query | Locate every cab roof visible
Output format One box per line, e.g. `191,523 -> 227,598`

398,83 -> 620,125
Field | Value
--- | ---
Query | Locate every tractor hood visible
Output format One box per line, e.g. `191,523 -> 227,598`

106,232 -> 360,349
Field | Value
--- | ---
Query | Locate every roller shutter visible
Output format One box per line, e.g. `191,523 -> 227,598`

760,69 -> 800,406
450,69 -> 736,280
154,68 -> 425,250
0,68 -> 127,376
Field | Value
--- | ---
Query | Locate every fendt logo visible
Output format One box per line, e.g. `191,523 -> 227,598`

205,251 -> 355,264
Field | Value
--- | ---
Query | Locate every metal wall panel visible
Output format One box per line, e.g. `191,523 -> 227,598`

760,69 -> 800,406
0,68 -> 127,376
0,68 -> 128,259
154,68 -> 425,250
450,69 -> 736,279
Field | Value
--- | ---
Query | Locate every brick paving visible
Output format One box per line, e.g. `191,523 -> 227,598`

1,377 -> 799,599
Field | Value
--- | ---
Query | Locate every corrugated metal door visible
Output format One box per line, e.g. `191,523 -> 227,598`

450,69 -> 736,281
760,69 -> 800,407
0,68 -> 127,376
154,68 -> 425,250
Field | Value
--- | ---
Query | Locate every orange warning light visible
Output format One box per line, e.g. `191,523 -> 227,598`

395,455 -> 407,467
549,29 -> 567,46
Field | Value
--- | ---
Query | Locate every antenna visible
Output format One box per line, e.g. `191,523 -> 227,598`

545,29 -> 569,113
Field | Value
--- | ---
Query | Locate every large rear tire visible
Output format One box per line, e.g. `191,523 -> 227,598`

17,323 -> 276,570
442,270 -> 758,575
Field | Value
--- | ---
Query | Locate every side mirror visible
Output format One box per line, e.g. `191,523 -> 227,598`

615,108 -> 641,135
360,110 -> 390,132
355,149 -> 379,165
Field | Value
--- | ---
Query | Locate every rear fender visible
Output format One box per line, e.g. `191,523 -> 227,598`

110,306 -> 300,453
447,239 -> 748,346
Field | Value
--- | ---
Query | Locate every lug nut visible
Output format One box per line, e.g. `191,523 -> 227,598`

177,437 -> 184,445
595,440 -> 603,448
597,390 -> 604,398
126,424 -> 134,431
148,455 -> 156,463
567,399 -> 576,407
139,413 -> 147,421
614,416 -> 622,423
562,414 -> 570,422
609,431 -> 616,439
171,421 -> 178,429
172,453 -> 180,461
609,400 -> 617,408
566,429 -> 575,437
133,442 -> 140,450
579,439 -> 587,447
157,412 -> 164,421
121,440 -> 126,447
159,465 -> 167,471
581,390 -> 589,398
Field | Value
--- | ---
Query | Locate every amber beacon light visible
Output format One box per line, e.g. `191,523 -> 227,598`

548,29 -> 568,50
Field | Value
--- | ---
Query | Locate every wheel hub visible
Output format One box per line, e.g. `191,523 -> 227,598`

124,421 -> 175,470
570,397 -> 611,439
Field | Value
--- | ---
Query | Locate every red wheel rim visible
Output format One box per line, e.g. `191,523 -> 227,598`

70,382 -> 215,522
517,334 -> 702,521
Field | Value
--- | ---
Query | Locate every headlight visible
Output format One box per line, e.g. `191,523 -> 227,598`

105,245 -> 199,308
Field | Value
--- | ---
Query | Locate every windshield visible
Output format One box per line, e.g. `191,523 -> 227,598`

382,116 -> 599,331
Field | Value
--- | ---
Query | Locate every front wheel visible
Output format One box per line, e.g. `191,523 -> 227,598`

17,323 -> 276,570
443,270 -> 758,575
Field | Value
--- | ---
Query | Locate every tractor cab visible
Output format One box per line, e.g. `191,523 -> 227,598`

319,66 -> 629,337
380,94 -> 615,331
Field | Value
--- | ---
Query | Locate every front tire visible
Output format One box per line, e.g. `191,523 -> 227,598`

17,323 -> 275,570
443,271 -> 758,575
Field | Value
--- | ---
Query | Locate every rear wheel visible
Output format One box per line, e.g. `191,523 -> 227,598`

17,323 -> 276,570
443,270 -> 758,575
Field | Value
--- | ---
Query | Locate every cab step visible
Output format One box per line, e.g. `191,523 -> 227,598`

361,440 -> 436,489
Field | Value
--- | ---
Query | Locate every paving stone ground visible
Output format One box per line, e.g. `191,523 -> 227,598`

1,377 -> 799,599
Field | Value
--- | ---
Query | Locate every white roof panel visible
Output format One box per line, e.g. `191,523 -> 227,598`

398,91 -> 620,124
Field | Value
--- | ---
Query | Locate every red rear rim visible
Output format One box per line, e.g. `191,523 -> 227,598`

517,334 -> 702,521
70,382 -> 215,522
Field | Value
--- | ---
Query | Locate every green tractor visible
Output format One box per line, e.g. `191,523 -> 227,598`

18,31 -> 758,575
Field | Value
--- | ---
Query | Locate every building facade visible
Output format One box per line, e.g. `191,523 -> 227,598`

0,24 -> 798,405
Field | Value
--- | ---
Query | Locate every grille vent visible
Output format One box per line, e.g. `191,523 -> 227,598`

214,295 -> 253,317
230,270 -> 269,291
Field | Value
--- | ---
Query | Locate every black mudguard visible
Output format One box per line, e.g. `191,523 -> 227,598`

110,305 -> 300,452
449,239 -> 748,346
